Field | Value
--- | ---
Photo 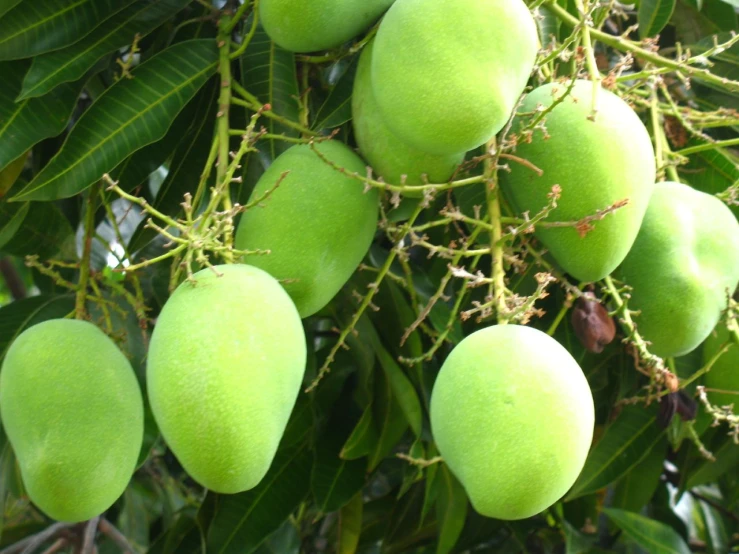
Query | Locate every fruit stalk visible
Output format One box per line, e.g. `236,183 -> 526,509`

484,139 -> 508,325
573,0 -> 601,117
75,183 -> 99,320
216,15 -> 235,261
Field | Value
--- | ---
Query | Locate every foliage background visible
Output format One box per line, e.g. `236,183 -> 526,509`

0,0 -> 738,553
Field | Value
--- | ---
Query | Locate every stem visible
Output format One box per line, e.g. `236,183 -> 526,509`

0,257 -> 26,300
484,138 -> 508,325
228,0 -> 260,60
98,519 -> 136,554
574,0 -> 601,117
650,90 -> 667,182
676,137 -> 739,156
0,523 -> 70,554
217,17 -> 235,262
81,516 -> 100,554
76,184 -> 98,319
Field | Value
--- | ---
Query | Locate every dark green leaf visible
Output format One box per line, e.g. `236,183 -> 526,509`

128,79 -> 218,252
11,39 -> 219,202
0,295 -> 75,360
374,340 -> 422,437
0,201 -> 28,250
0,61 -> 82,173
695,490 -> 729,554
436,465 -> 468,554
611,437 -> 666,512
0,150 -> 27,198
147,512 -> 203,554
0,201 -> 73,259
206,444 -> 312,554
367,369 -> 409,471
340,403 -> 378,460
566,405 -> 666,500
337,492 -> 362,554
563,520 -> 595,554
0,0 -> 134,61
604,508 -> 691,554
239,21 -> 299,159
253,519 -> 300,554
639,0 -> 677,38
311,55 -> 358,131
19,0 -> 192,100
0,0 -> 22,19
686,440 -> 739,489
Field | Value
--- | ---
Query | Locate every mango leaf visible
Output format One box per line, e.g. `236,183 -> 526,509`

0,201 -> 73,259
604,508 -> 691,554
639,0 -> 677,38
253,519 -> 300,554
0,0 -> 22,19
0,151 -> 27,198
311,414 -> 367,513
0,0 -> 134,61
686,440 -> 739,489
368,369 -> 409,471
563,520 -> 595,554
695,490 -> 730,554
0,61 -> 83,173
374,340 -> 422,437
436,465 -> 468,554
311,55 -> 358,131
11,39 -> 219,202
611,437 -> 667,512
147,511 -> 203,554
340,403 -> 378,460
566,404 -> 666,500
19,0 -> 192,100
337,491 -> 363,554
0,295 -> 76,360
0,201 -> 28,250
206,443 -> 312,554
239,21 -> 299,159
128,79 -> 218,252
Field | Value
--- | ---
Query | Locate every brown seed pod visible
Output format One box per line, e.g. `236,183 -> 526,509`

571,294 -> 617,353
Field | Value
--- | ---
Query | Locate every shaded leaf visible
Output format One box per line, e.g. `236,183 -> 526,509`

12,39 -> 219,202
566,405 -> 666,500
367,369 -> 409,471
0,0 -> 22,19
340,403 -> 378,460
19,0 -> 192,100
686,440 -> 739,489
337,491 -> 362,554
147,511 -> 203,554
0,200 -> 73,259
374,340 -> 422,437
0,201 -> 28,250
0,61 -> 82,173
206,444 -> 312,554
436,465 -> 468,554
604,508 -> 691,554
0,150 -> 27,198
239,21 -> 299,159
311,55 -> 358,131
563,520 -> 595,554
0,295 -> 75,360
253,519 -> 300,554
612,436 -> 666,513
639,0 -> 677,38
0,0 -> 134,61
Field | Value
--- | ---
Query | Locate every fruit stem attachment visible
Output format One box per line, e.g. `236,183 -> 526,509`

76,182 -> 99,320
484,139 -> 508,325
574,0 -> 600,118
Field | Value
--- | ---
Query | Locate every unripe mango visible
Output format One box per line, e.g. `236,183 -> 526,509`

235,142 -> 378,318
502,80 -> 656,283
617,182 -> 739,357
371,0 -> 538,155
259,0 -> 395,53
146,264 -> 306,493
702,325 -> 739,413
430,325 -> 594,520
352,39 -> 464,189
0,319 -> 143,522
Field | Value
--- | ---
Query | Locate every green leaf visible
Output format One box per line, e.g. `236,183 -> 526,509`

128,79 -> 218,252
239,21 -> 299,159
253,519 -> 300,554
695,490 -> 730,554
311,420 -> 367,513
604,508 -> 691,554
0,61 -> 82,173
337,491 -> 362,554
686,440 -> 739,489
0,201 -> 73,259
311,55 -> 358,131
0,0 -> 22,19
566,405 -> 666,500
436,465 -> 468,554
563,520 -> 595,554
0,150 -> 28,198
0,0 -> 134,61
0,201 -> 28,250
18,0 -> 192,100
374,339 -> 422,437
340,403 -> 378,460
0,295 -> 75,361
611,437 -> 667,512
11,39 -> 219,202
639,0 -> 677,38
368,368 -> 409,471
147,512 -> 204,554
206,444 -> 312,554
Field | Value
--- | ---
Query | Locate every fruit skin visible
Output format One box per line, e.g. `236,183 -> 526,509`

352,39 -> 464,191
371,0 -> 538,155
430,325 -> 594,520
702,325 -> 739,413
259,0 -> 395,53
0,319 -> 143,522
501,80 -> 656,283
617,182 -> 739,358
146,264 -> 306,494
235,141 -> 378,318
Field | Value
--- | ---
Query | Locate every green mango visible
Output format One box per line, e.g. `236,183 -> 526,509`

259,0 -> 395,53
235,141 -> 378,318
430,325 -> 594,520
370,0 -> 538,155
617,182 -> 739,358
147,264 -> 306,493
501,80 -> 656,283
0,319 -> 143,522
352,39 -> 464,190
702,325 -> 738,413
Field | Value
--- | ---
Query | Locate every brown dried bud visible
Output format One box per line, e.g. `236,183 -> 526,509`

664,371 -> 679,394
571,294 -> 616,353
